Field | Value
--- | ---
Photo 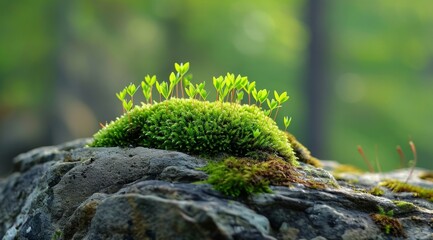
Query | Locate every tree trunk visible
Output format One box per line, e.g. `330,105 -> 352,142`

304,0 -> 328,158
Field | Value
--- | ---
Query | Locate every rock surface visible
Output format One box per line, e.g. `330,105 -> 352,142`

0,139 -> 432,240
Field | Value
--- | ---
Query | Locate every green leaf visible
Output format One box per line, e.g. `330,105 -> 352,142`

122,99 -> 133,111
257,89 -> 269,103
213,76 -> 224,91
175,63 -> 181,73
236,90 -> 244,102
251,88 -> 258,102
116,89 -> 127,101
185,84 -> 196,99
169,72 -> 177,83
199,89 -> 208,100
141,81 -> 151,101
266,99 -> 278,110
252,129 -> 261,138
275,91 -> 289,104
245,81 -> 256,93
284,116 -> 292,130
126,83 -> 138,97
183,62 -> 190,74
145,75 -> 157,86
156,81 -> 170,100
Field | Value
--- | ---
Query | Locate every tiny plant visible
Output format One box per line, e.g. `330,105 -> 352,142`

405,140 -> 417,183
90,62 -> 297,165
370,206 -> 405,237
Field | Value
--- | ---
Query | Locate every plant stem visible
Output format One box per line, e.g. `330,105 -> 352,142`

405,141 -> 417,183
396,145 -> 406,168
180,80 -> 184,98
357,145 -> 374,173
273,107 -> 280,120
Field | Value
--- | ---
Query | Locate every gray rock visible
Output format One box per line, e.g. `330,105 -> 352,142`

1,140 -> 432,240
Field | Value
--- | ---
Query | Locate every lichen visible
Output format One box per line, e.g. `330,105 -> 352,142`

90,98 -> 297,164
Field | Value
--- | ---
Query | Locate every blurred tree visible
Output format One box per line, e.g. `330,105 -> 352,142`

304,0 -> 329,158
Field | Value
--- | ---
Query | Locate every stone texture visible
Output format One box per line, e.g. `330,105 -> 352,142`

1,139 -> 432,240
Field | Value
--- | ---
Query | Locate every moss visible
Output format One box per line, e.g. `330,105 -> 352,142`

285,132 -> 321,167
333,164 -> 364,175
392,200 -> 416,212
380,179 -> 433,202
90,98 -> 297,164
200,157 -> 272,197
370,213 -> 405,237
369,186 -> 384,196
200,156 -> 326,197
51,230 -> 63,240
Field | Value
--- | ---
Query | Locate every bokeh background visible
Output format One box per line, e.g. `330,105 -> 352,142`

1,0 -> 433,176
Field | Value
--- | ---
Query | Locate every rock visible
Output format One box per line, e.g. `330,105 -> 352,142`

1,139 -> 432,240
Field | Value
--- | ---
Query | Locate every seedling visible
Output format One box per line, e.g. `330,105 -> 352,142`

370,206 -> 405,237
244,81 -> 256,105
283,116 -> 292,131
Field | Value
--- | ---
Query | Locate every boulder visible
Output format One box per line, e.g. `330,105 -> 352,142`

1,139 -> 432,240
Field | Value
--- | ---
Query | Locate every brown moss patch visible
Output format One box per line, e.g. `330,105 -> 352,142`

285,132 -> 322,167
370,213 -> 406,237
201,155 -> 327,197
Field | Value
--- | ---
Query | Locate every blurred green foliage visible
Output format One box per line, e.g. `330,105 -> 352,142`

1,0 -> 432,174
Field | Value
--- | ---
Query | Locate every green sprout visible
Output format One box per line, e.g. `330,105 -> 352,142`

266,99 -> 278,117
284,116 -> 292,131
141,74 -> 157,104
155,81 -> 171,100
273,91 -> 290,120
116,88 -> 127,112
196,82 -> 209,101
252,129 -> 261,138
213,76 -> 224,101
174,62 -> 190,98
244,81 -> 256,105
252,89 -> 269,107
185,83 -> 197,99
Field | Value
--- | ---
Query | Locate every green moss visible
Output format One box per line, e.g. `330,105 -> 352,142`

200,157 -> 272,197
51,229 -> 62,240
392,200 -> 416,212
90,98 -> 297,163
380,179 -> 433,202
370,206 -> 406,237
369,186 -> 385,196
200,156 -> 325,197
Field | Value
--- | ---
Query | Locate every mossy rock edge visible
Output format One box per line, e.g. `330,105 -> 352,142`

90,98 -> 298,164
